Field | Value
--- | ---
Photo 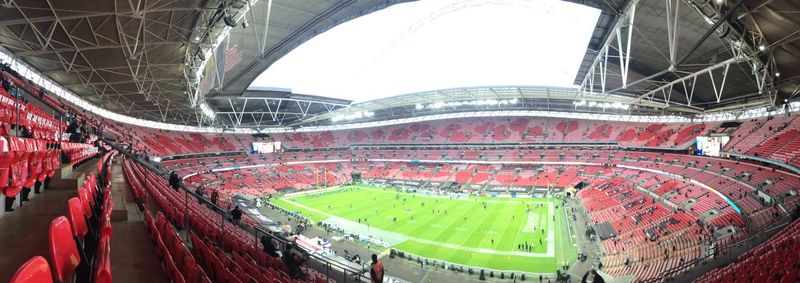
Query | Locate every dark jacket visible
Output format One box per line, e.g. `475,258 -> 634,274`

581,271 -> 606,283
169,172 -> 181,190
260,236 -> 280,258
231,207 -> 243,220
210,191 -> 219,204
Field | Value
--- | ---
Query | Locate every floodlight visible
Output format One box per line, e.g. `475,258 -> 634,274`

224,16 -> 237,27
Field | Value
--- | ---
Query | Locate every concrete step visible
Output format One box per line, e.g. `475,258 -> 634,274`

109,160 -> 128,222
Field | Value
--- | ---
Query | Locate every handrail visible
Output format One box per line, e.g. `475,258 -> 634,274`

158,150 -> 248,161
103,138 -> 371,282
721,151 -> 800,175
638,214 -> 795,283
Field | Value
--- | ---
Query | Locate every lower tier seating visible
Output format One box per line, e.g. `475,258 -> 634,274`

694,217 -> 800,283
123,158 -> 332,283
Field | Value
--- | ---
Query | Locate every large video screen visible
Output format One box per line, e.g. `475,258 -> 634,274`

696,136 -> 730,157
252,141 -> 281,154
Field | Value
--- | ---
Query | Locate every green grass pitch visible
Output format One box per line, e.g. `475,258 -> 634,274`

272,186 -> 577,273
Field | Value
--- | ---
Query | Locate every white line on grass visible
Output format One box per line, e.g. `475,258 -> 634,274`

281,197 -> 556,257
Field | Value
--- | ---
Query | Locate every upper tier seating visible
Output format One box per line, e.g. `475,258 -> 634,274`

170,149 -> 797,221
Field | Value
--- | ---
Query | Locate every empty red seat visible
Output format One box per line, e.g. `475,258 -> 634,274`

9,256 -> 53,283
93,235 -> 112,283
67,198 -> 89,241
77,186 -> 93,219
49,216 -> 80,282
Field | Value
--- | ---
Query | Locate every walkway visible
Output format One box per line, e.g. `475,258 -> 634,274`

0,158 -> 97,282
108,161 -> 169,283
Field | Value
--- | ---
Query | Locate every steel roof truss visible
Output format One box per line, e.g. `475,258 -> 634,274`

577,0 -> 640,97
665,0 -> 681,65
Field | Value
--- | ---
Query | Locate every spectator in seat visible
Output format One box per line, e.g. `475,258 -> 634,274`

210,189 -> 219,206
581,269 -> 605,283
370,254 -> 384,283
194,185 -> 204,203
7,81 -> 18,98
283,244 -> 305,279
168,171 -> 181,191
260,235 -> 280,258
231,205 -> 243,225
1,76 -> 10,91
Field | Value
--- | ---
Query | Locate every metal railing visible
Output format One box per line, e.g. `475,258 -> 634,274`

639,215 -> 795,283
106,139 -> 371,282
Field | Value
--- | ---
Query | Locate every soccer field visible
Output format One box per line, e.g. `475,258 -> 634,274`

272,186 -> 577,273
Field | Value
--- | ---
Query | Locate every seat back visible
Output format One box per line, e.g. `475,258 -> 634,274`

66,197 -> 88,239
49,216 -> 80,282
9,256 -> 53,283
93,235 -> 112,283
77,186 -> 92,218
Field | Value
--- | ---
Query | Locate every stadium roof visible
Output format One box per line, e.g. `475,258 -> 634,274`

248,1 -> 601,102
0,0 -> 408,124
573,0 -> 800,113
0,0 -> 798,130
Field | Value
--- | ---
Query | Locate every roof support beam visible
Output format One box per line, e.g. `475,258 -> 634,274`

577,0 -> 640,97
665,0 -> 681,65
674,0 -> 745,68
632,56 -> 744,104
15,41 -> 186,56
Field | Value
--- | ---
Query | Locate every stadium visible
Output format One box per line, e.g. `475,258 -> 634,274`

0,0 -> 799,282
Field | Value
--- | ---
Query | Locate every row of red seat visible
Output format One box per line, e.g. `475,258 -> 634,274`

144,210 -> 211,283
0,78 -> 65,141
578,178 -> 708,282
267,117 -> 713,149
123,158 -> 333,283
62,141 -> 99,166
694,217 -> 800,283
9,151 -> 116,283
1,136 -> 60,210
722,115 -> 800,167
167,148 -> 794,224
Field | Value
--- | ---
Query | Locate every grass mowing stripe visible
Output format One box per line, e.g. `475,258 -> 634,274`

272,186 -> 575,273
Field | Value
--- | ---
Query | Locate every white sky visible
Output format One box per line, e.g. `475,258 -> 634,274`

249,0 -> 600,102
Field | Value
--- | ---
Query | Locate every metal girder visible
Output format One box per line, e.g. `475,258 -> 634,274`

208,96 -> 350,128
182,0 -> 252,123
632,56 -> 745,105
14,41 -> 187,56
208,96 -> 350,107
64,78 -> 184,87
0,0 -> 205,122
577,0 -> 777,110
577,0 -> 640,98
0,7 -> 208,27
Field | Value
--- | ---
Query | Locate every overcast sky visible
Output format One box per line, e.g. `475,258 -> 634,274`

249,0 -> 600,102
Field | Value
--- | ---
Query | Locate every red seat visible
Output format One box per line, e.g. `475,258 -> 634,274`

49,216 -> 80,282
93,235 -> 112,283
0,136 -> 12,196
9,256 -> 53,283
77,186 -> 93,218
4,137 -> 27,198
66,197 -> 89,241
